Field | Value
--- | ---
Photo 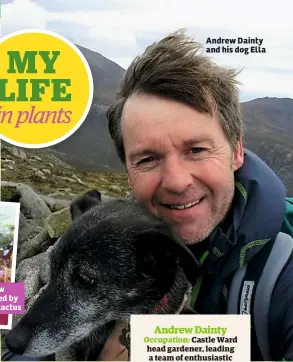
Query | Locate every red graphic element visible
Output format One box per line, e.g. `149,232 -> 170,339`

0,314 -> 8,325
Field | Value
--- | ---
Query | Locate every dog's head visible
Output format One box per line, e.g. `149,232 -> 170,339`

7,190 -> 199,356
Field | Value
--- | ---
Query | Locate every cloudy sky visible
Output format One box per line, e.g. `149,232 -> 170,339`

1,0 -> 293,102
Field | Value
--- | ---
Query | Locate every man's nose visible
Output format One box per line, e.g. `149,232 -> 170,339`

161,158 -> 193,194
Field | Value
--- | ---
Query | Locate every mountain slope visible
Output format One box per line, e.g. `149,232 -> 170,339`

241,98 -> 293,194
50,45 -> 125,171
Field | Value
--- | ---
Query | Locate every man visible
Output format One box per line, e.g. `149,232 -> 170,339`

106,30 -> 293,361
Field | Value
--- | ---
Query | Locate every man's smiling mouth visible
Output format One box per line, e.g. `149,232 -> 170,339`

161,196 -> 205,210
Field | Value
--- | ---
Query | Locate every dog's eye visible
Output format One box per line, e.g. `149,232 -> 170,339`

74,271 -> 95,286
80,274 -> 95,284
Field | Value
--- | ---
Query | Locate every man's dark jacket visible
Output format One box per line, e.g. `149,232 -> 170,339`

190,149 -> 293,361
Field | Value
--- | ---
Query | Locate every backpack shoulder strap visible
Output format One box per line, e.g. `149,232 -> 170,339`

226,264 -> 247,314
254,232 -> 293,361
227,232 -> 293,361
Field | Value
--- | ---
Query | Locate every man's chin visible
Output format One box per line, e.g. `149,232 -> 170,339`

171,225 -> 208,245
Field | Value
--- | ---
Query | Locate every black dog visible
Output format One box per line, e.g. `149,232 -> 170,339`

6,191 -> 199,360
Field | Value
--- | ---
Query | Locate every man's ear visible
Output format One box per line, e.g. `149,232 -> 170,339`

136,230 -> 199,286
233,138 -> 244,171
70,190 -> 102,221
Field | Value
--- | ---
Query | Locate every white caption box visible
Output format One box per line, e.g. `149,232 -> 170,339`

130,314 -> 250,362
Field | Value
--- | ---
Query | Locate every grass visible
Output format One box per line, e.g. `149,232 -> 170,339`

1,146 -> 131,200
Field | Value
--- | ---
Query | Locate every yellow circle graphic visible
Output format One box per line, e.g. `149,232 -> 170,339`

0,29 -> 93,148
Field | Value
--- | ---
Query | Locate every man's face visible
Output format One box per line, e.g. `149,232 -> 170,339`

121,93 -> 244,244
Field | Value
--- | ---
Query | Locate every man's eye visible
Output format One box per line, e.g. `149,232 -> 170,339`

138,157 -> 154,165
190,147 -> 205,154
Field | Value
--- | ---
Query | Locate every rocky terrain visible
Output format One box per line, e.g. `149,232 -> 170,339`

1,141 -> 130,201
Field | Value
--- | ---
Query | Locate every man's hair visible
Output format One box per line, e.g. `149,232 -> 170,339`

107,29 -> 244,164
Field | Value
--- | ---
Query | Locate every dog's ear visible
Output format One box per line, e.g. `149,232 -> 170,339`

136,230 -> 199,285
70,190 -> 102,221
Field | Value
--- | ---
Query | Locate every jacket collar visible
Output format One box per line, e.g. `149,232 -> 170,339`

203,148 -> 287,278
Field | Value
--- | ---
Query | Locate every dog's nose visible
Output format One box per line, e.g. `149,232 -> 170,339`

6,330 -> 29,355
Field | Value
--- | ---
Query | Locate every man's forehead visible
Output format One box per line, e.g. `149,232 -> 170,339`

123,95 -> 213,127
121,93 -> 165,127
121,92 -> 219,127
